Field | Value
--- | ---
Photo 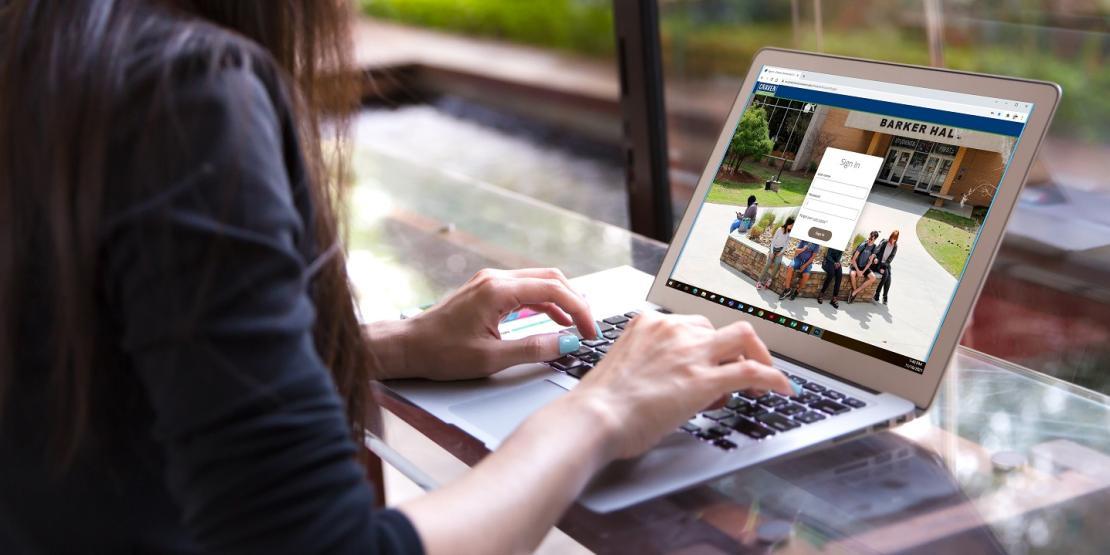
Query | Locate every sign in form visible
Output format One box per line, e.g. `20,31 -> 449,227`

790,147 -> 884,251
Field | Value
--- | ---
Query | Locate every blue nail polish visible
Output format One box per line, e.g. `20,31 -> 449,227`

594,322 -> 603,339
791,381 -> 802,396
559,334 -> 580,355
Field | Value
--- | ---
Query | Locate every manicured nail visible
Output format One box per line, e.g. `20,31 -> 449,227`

593,322 -> 603,339
559,334 -> 580,355
790,381 -> 802,396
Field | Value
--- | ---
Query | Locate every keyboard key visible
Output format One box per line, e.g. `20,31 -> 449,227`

680,422 -> 700,433
823,389 -> 845,401
572,346 -> 593,356
566,364 -> 591,379
732,403 -> 767,418
582,338 -> 608,348
811,399 -> 850,415
624,311 -> 641,318
550,355 -> 583,372
714,438 -> 738,450
703,408 -> 733,421
795,411 -> 826,424
843,397 -> 866,408
655,307 -> 672,314
777,403 -> 807,417
789,375 -> 807,385
757,412 -> 801,432
803,382 -> 826,393
729,417 -> 775,439
603,315 -> 629,325
595,343 -> 611,353
602,329 -> 622,340
736,390 -> 760,401
725,396 -> 746,410
595,321 -> 615,333
577,351 -> 601,365
791,392 -> 823,405
615,322 -> 627,330
757,394 -> 787,408
705,425 -> 731,438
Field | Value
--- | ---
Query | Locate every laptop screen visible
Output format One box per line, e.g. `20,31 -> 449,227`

666,65 -> 1033,373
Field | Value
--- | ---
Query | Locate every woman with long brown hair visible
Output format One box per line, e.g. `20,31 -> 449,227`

0,1 -> 792,553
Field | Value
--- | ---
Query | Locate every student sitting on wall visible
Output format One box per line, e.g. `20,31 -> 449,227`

816,247 -> 844,309
872,230 -> 899,306
778,239 -> 820,301
757,217 -> 793,290
730,195 -> 759,235
848,231 -> 881,303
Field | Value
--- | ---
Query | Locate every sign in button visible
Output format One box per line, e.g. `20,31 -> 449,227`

808,227 -> 832,241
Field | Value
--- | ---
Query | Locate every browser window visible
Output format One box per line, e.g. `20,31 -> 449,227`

667,65 -> 1032,373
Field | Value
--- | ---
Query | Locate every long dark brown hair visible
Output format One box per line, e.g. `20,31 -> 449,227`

0,0 -> 371,467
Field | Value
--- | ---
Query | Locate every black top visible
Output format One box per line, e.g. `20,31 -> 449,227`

874,239 -> 898,267
0,26 -> 423,555
823,248 -> 844,267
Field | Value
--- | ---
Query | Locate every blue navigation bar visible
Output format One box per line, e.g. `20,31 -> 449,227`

755,82 -> 1025,137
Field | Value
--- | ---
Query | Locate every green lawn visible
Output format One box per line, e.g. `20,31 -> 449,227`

916,209 -> 979,278
706,162 -> 813,207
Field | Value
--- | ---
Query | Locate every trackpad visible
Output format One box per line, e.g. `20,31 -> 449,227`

449,379 -> 568,442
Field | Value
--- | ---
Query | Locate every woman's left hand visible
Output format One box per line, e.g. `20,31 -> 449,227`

366,268 -> 599,381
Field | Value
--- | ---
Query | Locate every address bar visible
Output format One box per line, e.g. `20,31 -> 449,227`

775,77 -> 999,119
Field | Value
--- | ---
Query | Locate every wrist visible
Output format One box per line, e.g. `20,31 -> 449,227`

540,389 -> 623,467
364,318 -> 416,380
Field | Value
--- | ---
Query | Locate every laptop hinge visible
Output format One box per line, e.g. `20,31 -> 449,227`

769,350 -> 881,396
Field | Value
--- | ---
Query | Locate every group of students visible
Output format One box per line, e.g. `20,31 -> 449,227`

754,218 -> 898,309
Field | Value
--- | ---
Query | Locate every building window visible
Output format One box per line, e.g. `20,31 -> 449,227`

751,95 -> 815,160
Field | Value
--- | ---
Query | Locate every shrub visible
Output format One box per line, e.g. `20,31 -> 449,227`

748,210 -> 777,239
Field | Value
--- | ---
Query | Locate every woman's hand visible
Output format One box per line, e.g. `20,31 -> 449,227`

567,310 -> 795,460
367,268 -> 598,381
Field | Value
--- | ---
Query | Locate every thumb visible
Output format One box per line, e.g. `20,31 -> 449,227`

490,333 -> 580,370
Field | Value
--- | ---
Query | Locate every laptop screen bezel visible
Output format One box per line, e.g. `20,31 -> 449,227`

647,48 -> 1060,410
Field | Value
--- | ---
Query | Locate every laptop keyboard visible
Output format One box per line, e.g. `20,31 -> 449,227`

544,310 -> 867,451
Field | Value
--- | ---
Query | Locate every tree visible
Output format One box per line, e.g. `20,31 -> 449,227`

726,106 -> 774,171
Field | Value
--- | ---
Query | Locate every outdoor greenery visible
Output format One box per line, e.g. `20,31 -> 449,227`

707,161 -> 812,207
722,107 -> 774,171
359,2 -> 1106,141
748,210 -> 777,239
359,0 -> 614,56
917,209 -> 979,278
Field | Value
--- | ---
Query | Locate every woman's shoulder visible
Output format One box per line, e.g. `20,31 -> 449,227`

119,7 -> 285,110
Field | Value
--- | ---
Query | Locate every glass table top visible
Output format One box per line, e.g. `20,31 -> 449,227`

348,146 -> 1110,554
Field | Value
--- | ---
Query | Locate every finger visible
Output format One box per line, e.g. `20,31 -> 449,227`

520,302 -> 574,327
489,333 -> 580,370
494,278 -> 597,339
504,268 -> 576,292
709,321 -> 773,366
710,359 -> 796,397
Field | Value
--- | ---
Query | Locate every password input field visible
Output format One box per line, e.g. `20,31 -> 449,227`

803,197 -> 859,221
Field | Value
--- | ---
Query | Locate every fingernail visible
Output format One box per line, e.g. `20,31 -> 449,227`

593,322 -> 603,339
559,334 -> 580,355
790,381 -> 802,396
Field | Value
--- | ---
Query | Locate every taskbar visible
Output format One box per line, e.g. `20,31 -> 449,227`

665,279 -> 925,374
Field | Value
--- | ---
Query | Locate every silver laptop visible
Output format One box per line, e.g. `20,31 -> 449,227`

387,49 -> 1060,513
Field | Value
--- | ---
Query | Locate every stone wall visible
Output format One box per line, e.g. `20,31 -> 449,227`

720,234 -> 879,302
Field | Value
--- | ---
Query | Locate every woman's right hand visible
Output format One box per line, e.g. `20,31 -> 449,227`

568,310 -> 795,461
